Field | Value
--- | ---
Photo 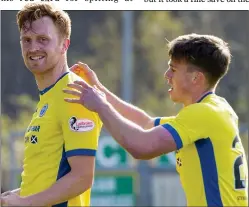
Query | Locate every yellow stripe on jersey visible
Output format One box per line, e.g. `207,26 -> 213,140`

155,92 -> 248,206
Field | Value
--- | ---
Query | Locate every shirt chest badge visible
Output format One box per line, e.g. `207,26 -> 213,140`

30,135 -> 38,144
39,104 -> 48,117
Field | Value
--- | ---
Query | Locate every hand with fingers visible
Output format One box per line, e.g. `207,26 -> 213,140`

1,191 -> 10,206
1,190 -> 21,206
70,62 -> 101,88
63,80 -> 107,113
0,192 -> 29,206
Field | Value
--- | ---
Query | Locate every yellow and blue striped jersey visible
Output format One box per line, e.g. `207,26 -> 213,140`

20,71 -> 102,206
155,92 -> 248,206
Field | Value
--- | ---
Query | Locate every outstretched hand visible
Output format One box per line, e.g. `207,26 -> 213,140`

63,80 -> 107,113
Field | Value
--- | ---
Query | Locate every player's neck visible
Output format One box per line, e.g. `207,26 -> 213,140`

34,60 -> 69,91
183,87 -> 215,107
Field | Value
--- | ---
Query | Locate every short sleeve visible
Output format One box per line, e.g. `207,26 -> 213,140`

59,101 -> 102,158
161,104 -> 213,150
154,116 -> 176,126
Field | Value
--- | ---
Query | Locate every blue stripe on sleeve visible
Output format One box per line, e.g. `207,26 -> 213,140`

65,149 -> 96,158
161,124 -> 183,150
154,118 -> 161,126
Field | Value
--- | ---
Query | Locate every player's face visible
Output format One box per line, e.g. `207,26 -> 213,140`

164,59 -> 195,104
20,16 -> 66,74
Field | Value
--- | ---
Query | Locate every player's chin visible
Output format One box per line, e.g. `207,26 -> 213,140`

169,93 -> 181,103
27,65 -> 48,74
169,96 -> 178,103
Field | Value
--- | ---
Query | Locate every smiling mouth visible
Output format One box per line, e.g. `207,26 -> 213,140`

29,56 -> 45,60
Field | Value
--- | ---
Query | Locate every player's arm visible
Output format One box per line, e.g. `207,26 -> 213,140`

101,86 -> 155,129
21,156 -> 94,206
95,103 -> 177,159
96,103 -> 209,159
71,62 -> 155,129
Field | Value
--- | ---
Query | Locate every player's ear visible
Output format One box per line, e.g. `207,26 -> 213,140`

191,71 -> 200,83
61,38 -> 70,54
192,71 -> 205,85
191,71 -> 198,82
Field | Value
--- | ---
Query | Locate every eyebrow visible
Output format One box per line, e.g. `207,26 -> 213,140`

20,34 -> 50,39
20,36 -> 28,40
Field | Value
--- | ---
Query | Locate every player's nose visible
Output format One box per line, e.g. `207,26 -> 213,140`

164,68 -> 172,79
29,42 -> 41,53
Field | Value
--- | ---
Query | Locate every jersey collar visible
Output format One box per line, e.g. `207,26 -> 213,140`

39,72 -> 69,95
197,91 -> 214,103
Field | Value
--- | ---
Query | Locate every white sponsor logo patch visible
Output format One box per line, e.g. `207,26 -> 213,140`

69,116 -> 95,132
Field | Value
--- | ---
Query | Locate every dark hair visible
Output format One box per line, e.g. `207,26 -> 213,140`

168,33 -> 231,86
16,2 -> 71,39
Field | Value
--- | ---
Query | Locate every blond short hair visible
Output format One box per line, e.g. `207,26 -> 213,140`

16,2 -> 71,39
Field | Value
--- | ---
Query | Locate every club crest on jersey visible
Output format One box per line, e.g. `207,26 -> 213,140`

39,104 -> 48,117
69,116 -> 95,132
